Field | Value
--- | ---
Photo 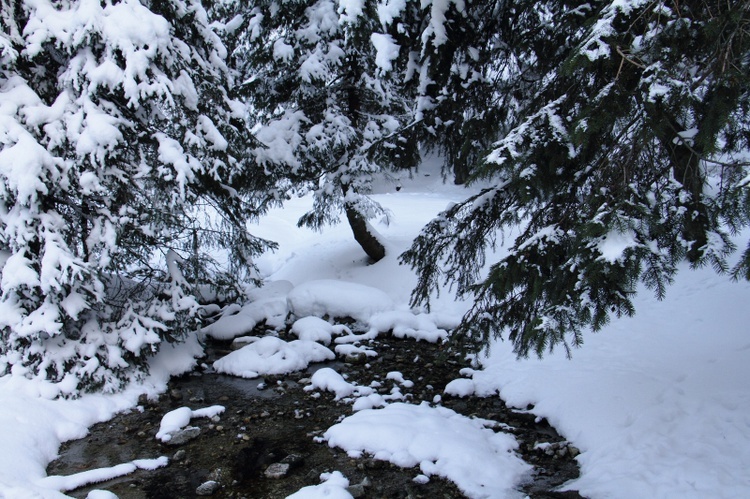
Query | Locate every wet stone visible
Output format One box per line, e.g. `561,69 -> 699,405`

165,426 -> 201,446
264,462 -> 290,479
196,480 -> 220,496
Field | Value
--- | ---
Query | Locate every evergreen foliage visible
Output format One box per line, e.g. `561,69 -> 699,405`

402,0 -> 750,357
0,0 -> 276,393
227,0 -> 420,261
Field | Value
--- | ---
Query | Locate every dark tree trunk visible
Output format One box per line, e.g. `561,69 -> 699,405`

341,184 -> 386,262
344,203 -> 386,262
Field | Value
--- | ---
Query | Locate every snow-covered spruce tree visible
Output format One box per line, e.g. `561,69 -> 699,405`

229,0 -> 419,262
410,0 -> 595,185
0,0 -> 277,393
405,0 -> 509,185
402,0 -> 750,357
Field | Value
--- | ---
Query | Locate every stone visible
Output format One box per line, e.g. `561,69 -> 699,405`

166,427 -> 201,446
196,480 -> 220,496
347,484 -> 366,498
173,449 -> 187,461
344,352 -> 367,365
347,477 -> 372,497
264,462 -> 290,479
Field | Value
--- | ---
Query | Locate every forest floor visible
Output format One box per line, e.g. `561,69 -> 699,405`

48,333 -> 584,499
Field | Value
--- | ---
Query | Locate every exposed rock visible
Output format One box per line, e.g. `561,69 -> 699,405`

264,462 -> 290,479
165,427 -> 201,446
172,449 -> 187,461
344,352 -> 368,365
196,480 -> 220,496
347,477 -> 371,498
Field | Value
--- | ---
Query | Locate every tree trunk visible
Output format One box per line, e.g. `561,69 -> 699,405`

341,184 -> 386,262
344,203 -> 386,262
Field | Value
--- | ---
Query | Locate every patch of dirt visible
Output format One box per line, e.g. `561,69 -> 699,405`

47,333 -> 585,498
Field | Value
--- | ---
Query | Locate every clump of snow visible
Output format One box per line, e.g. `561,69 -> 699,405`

333,328 -> 380,345
291,316 -> 351,345
287,279 -> 394,322
334,343 -> 377,359
351,387 -> 404,412
443,378 -> 477,398
287,470 -> 352,499
305,367 -> 373,401
155,405 -> 225,443
368,311 -> 448,342
385,371 -> 413,388
324,402 -> 531,497
213,336 -> 334,378
371,33 -> 400,72
597,229 -> 637,263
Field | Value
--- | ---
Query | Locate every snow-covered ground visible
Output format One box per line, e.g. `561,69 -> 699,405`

1,157 -> 749,498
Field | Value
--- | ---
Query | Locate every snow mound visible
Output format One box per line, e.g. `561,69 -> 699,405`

324,402 -> 531,498
213,336 -> 334,378
334,343 -> 377,359
155,405 -> 225,443
291,316 -> 351,345
305,367 -> 373,400
40,456 -> 168,493
202,281 -> 292,340
287,470 -> 352,499
287,280 -> 394,322
443,378 -> 478,398
368,311 -> 449,342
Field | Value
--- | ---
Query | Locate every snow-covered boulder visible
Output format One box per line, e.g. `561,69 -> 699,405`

202,281 -> 293,340
291,316 -> 352,345
368,311 -> 448,342
213,336 -> 334,378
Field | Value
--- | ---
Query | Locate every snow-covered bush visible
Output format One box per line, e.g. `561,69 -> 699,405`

0,0 -> 277,393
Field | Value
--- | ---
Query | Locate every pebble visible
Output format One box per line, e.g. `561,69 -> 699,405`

173,449 -> 187,461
